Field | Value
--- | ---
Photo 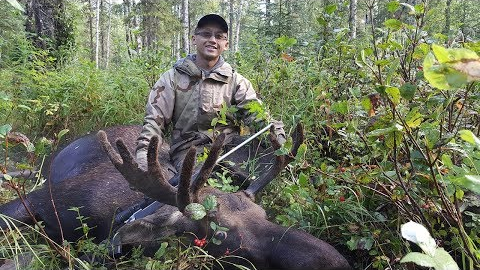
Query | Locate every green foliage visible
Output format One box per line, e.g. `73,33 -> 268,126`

1,0 -> 480,269
401,221 -> 460,270
0,59 -> 149,138
424,44 -> 480,90
207,170 -> 239,193
5,0 -> 24,12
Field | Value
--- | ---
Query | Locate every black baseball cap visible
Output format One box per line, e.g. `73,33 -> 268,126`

196,14 -> 228,33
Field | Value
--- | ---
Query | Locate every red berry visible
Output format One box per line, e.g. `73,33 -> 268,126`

339,196 -> 345,202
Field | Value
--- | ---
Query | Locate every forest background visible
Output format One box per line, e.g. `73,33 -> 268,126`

0,0 -> 479,269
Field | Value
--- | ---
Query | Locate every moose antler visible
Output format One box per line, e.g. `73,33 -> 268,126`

98,123 -> 303,209
177,133 -> 226,211
97,132 -> 178,206
97,131 -> 227,211
244,123 -> 304,198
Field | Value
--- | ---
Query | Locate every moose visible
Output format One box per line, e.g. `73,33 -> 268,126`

0,124 -> 352,270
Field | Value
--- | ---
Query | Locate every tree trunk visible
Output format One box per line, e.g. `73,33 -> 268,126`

25,0 -> 73,59
106,0 -> 112,68
88,0 -> 95,61
348,0 -> 357,39
100,0 -> 105,66
443,0 -> 452,35
95,0 -> 100,68
265,0 -> 272,36
175,3 -> 181,58
181,0 -> 189,56
229,0 -> 234,48
460,0 -> 466,37
234,0 -> 245,53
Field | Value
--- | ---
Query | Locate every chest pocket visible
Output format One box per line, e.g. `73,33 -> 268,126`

172,71 -> 199,124
209,72 -> 238,111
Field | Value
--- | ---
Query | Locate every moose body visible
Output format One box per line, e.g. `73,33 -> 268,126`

0,125 -> 352,270
0,125 -> 151,242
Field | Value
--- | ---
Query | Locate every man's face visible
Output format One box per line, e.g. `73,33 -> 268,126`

192,24 -> 229,62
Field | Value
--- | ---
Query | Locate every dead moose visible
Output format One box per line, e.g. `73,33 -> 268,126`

0,124 -> 352,270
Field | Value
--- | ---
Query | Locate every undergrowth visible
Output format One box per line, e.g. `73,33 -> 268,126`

1,1 -> 480,270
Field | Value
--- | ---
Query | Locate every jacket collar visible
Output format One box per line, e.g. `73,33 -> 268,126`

174,55 -> 233,83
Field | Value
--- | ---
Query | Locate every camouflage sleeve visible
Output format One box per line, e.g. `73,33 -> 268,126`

233,73 -> 286,144
135,70 -> 176,169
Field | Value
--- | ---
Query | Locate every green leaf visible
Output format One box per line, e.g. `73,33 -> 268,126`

399,83 -> 416,100
202,195 -> 217,211
17,104 -> 31,111
3,174 -> 12,181
367,126 -> 397,137
385,87 -> 401,105
459,130 -> 480,147
450,175 -> 480,194
405,108 -> 423,128
414,4 -> 425,14
325,4 -> 337,15
154,242 -> 168,259
0,124 -> 12,139
211,238 -> 222,245
331,101 -> 348,114
384,19 -> 402,31
445,69 -> 468,88
6,0 -> 25,12
423,52 -> 453,90
211,118 -> 218,126
385,129 -> 403,149
432,44 -> 450,63
210,221 -> 217,231
361,97 -> 372,113
375,85 -> 386,95
316,16 -> 327,26
274,36 -> 297,50
295,143 -> 307,161
57,129 -> 69,141
387,1 -> 400,13
298,172 -> 308,188
432,248 -> 460,270
184,203 -> 206,220
400,252 -> 436,267
441,154 -> 454,169
358,237 -> 374,250
425,45 -> 479,89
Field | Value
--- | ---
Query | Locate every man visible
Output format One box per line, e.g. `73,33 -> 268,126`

135,14 -> 285,172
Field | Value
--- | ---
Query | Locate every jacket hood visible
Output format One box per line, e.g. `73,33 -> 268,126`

174,55 -> 233,83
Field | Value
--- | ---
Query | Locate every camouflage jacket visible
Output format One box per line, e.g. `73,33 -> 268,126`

136,55 -> 285,168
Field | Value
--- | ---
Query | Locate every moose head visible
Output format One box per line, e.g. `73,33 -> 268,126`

97,124 -> 352,270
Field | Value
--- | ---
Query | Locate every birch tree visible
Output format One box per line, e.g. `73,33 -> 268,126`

229,0 -> 234,48
233,0 -> 245,53
106,0 -> 112,68
349,0 -> 357,39
95,0 -> 101,68
181,0 -> 189,55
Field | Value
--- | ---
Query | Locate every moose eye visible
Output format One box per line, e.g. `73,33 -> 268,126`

214,230 -> 228,241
